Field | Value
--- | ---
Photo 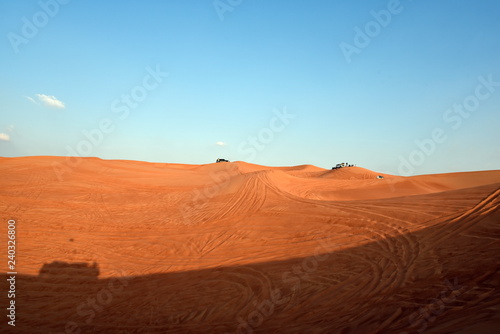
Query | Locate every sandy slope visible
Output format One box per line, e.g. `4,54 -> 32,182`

0,156 -> 499,333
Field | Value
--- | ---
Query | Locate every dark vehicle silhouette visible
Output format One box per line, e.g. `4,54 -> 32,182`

38,261 -> 99,281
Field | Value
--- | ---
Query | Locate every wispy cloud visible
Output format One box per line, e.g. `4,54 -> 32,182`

0,133 -> 10,141
216,141 -> 227,146
35,94 -> 65,109
26,96 -> 38,105
27,94 -> 65,108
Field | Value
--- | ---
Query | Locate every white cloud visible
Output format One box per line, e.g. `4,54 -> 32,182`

216,141 -> 227,146
26,96 -> 38,104
0,133 -> 10,141
35,94 -> 65,109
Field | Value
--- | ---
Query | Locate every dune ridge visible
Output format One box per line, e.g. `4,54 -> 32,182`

0,156 -> 499,333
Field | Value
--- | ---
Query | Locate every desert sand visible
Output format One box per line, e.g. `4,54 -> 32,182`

0,156 -> 499,333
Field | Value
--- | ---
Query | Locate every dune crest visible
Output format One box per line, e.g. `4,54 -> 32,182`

1,156 -> 499,333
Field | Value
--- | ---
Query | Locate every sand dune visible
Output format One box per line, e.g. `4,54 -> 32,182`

0,156 -> 499,333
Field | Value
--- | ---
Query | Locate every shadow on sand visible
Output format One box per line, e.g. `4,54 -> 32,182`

1,190 -> 499,334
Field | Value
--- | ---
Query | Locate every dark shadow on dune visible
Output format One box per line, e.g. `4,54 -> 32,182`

38,261 -> 99,281
1,190 -> 499,334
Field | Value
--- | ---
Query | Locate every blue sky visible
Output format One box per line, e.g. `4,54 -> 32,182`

1,0 -> 499,175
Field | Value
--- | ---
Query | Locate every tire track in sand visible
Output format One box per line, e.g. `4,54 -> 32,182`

421,186 -> 500,248
258,171 -> 422,311
214,173 -> 267,221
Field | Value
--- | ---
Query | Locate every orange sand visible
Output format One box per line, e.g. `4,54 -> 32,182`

0,156 -> 499,333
